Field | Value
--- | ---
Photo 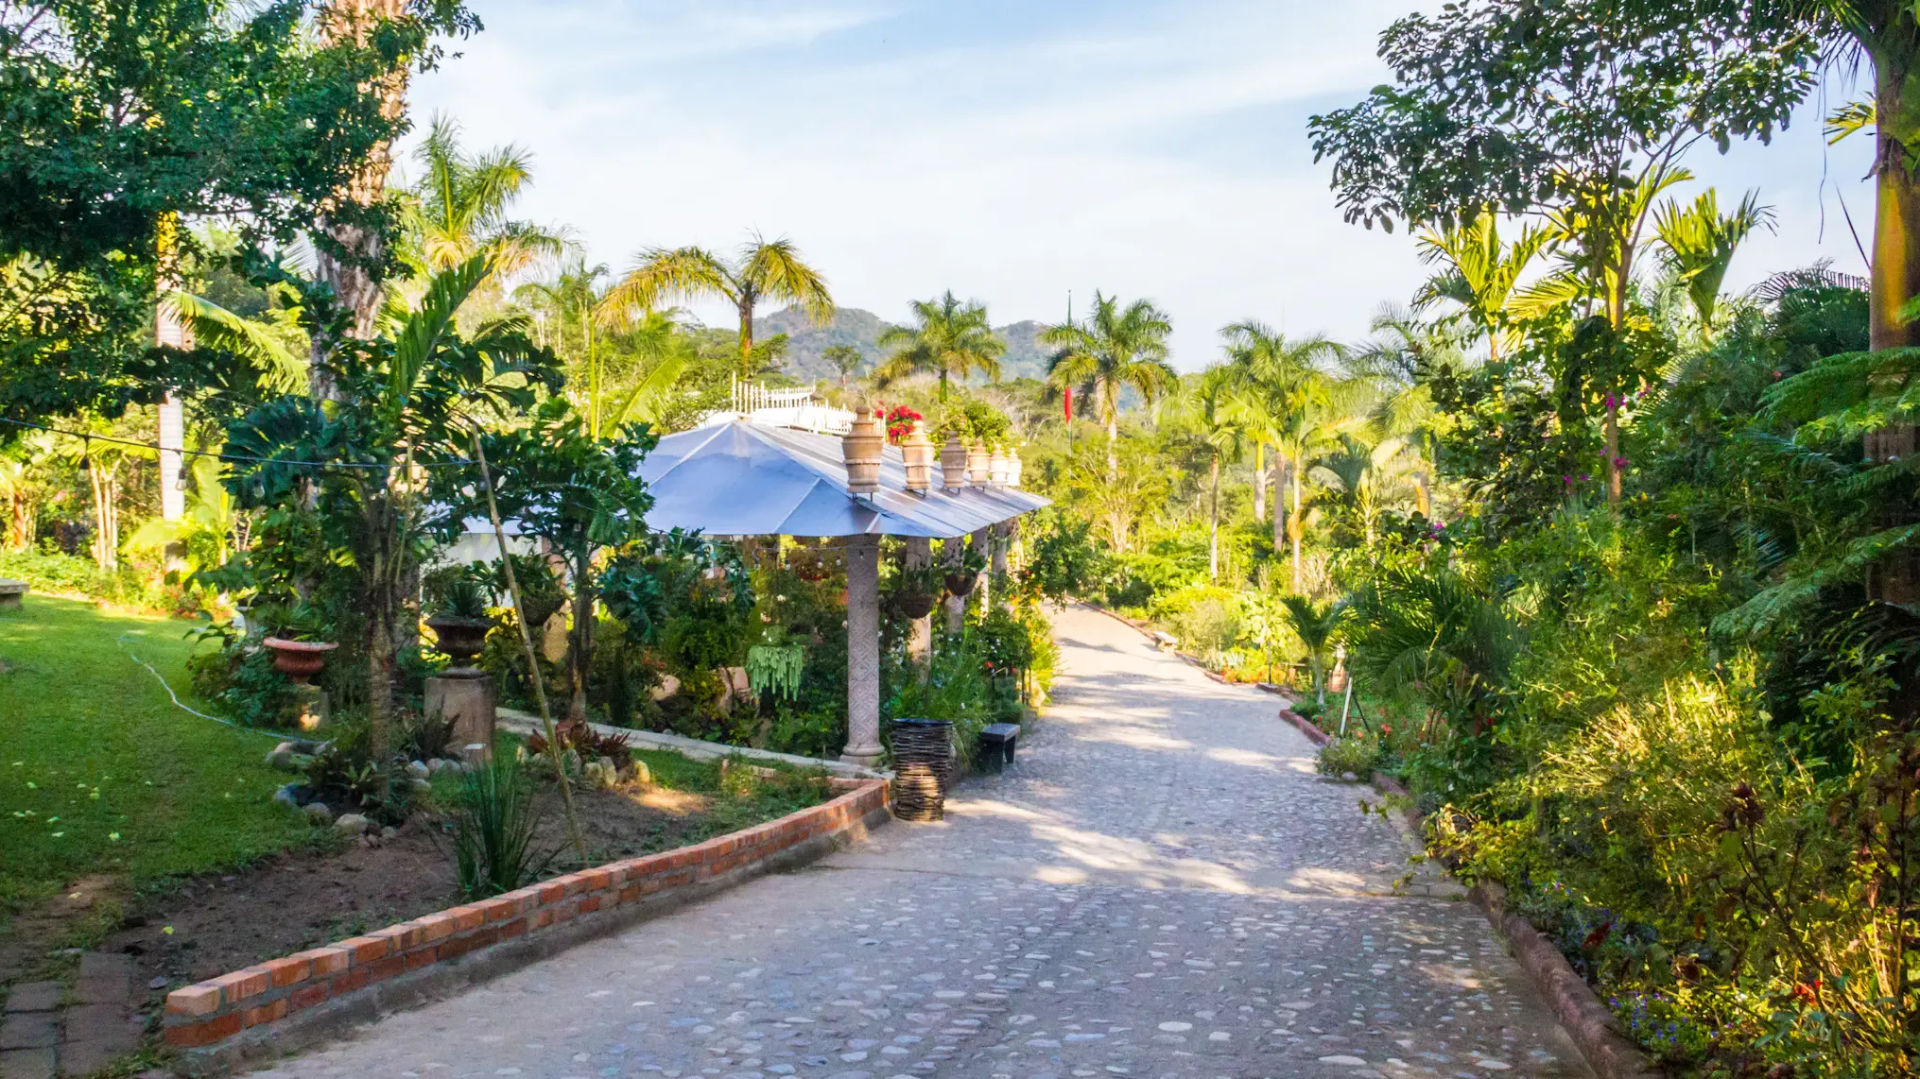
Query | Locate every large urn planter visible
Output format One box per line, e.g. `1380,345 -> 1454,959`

426,615 -> 495,666
262,638 -> 338,685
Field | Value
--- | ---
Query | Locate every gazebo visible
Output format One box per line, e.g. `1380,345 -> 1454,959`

638,412 -> 1049,766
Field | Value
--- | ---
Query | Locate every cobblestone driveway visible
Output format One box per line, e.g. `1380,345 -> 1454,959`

262,604 -> 1591,1079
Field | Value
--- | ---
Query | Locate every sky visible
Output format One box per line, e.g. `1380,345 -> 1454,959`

406,0 -> 1880,370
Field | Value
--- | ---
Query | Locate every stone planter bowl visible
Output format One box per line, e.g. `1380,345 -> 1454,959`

262,638 -> 339,685
426,615 -> 495,665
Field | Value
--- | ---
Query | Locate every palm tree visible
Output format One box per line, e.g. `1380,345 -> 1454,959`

822,344 -> 866,389
1218,322 -> 1346,555
1349,307 -> 1463,518
1654,188 -> 1775,335
1278,595 -> 1349,706
1311,435 -> 1422,549
1042,292 -> 1176,482
873,291 -> 1005,401
402,114 -> 567,293
602,231 -> 834,377
1413,210 -> 1552,362
515,260 -> 614,433
1165,366 -> 1245,579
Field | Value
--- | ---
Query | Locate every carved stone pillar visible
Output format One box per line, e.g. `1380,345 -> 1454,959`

842,534 -> 884,767
943,536 -> 966,635
905,536 -> 932,675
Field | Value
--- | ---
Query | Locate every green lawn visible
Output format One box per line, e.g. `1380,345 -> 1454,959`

0,597 -> 310,916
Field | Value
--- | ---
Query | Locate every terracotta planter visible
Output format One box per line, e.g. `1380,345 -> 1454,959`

966,443 -> 990,486
901,423 -> 935,493
893,590 -> 937,619
426,615 -> 495,665
263,637 -> 338,686
841,406 -> 885,495
940,436 -> 968,491
945,572 -> 977,598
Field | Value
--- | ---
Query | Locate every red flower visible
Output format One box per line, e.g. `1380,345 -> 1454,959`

884,404 -> 923,443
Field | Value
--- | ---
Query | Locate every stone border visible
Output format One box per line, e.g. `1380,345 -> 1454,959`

496,708 -> 886,780
1469,883 -> 1663,1079
160,778 -> 891,1074
1280,706 -> 1664,1079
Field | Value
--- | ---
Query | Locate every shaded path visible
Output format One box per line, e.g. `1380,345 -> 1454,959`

264,605 -> 1590,1079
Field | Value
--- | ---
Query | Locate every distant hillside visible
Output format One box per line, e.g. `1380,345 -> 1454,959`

754,305 -> 1055,384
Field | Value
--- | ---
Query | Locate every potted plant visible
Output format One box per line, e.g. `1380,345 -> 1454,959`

502,553 -> 566,630
261,600 -> 338,685
944,546 -> 988,598
426,576 -> 495,666
890,562 -> 943,620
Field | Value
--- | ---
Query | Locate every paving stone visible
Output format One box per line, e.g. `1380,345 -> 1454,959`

256,607 -> 1595,1079
0,986 -> 59,1015
0,1047 -> 55,1079
73,953 -> 131,1006
0,1014 -> 54,1052
60,1002 -> 142,1076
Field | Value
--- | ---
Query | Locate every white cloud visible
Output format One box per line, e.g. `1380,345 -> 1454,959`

411,0 -> 1876,368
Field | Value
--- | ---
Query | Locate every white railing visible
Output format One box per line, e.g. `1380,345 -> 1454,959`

711,376 -> 854,435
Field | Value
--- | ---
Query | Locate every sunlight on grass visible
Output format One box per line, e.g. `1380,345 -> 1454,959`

0,597 -> 310,915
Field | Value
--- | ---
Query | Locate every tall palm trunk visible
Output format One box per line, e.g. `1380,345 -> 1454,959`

1273,457 -> 1288,555
1866,25 -> 1920,601
1252,444 -> 1265,521
1290,465 -> 1304,593
1106,415 -> 1119,484
737,295 -> 756,376
87,459 -> 120,570
1207,451 -> 1220,580
311,0 -> 408,401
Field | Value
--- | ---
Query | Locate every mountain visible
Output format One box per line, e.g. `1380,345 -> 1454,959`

753,305 -> 1055,385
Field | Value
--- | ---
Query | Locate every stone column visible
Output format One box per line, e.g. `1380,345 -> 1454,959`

971,526 -> 992,612
842,534 -> 884,767
905,536 -> 932,675
991,521 -> 1011,607
942,537 -> 966,635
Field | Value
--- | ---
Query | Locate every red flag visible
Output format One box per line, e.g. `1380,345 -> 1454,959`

1064,386 -> 1073,422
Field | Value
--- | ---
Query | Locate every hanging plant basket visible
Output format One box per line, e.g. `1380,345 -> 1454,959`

262,638 -> 338,685
518,595 -> 565,630
945,572 -> 977,597
893,590 -> 937,619
426,615 -> 495,665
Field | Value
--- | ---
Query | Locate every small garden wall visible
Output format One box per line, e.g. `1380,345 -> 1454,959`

161,777 -> 890,1072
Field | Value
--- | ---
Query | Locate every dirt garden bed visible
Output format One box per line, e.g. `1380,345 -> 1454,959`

69,764 -> 834,1021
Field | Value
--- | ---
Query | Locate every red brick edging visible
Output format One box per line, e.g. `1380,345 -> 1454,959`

1282,708 -> 1661,1078
162,778 -> 891,1071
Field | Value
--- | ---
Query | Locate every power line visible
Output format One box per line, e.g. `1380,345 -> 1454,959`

0,415 -> 477,471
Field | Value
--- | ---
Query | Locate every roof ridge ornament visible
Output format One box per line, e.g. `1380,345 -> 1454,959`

842,405 -> 884,497
940,435 -> 968,493
902,420 -> 935,495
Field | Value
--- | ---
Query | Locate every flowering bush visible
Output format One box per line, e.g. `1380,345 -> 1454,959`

882,404 -> 922,444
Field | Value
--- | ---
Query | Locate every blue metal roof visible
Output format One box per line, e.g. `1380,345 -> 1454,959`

640,421 -> 1049,539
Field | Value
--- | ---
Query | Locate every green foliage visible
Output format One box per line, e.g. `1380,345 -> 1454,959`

0,0 -> 477,422
451,755 -> 552,900
0,597 -> 312,916
1307,0 -> 1817,233
1316,734 -> 1382,779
